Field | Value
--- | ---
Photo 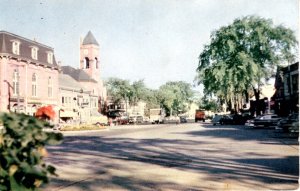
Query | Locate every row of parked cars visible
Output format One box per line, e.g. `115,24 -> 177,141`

246,113 -> 299,134
212,113 -> 299,134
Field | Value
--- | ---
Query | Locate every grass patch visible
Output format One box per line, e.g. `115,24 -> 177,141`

60,124 -> 106,131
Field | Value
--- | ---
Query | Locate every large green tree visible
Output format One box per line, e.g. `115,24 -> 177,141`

105,78 -> 132,105
105,78 -> 149,109
158,81 -> 194,116
130,80 -> 147,107
196,16 -> 298,112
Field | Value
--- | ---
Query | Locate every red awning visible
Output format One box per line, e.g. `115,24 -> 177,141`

35,105 -> 56,120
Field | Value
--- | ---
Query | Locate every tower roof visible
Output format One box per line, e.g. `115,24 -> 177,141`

82,31 -> 99,46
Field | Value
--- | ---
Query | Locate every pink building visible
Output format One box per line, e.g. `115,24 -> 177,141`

0,31 -> 59,115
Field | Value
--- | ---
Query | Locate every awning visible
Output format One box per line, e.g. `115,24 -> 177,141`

59,110 -> 78,118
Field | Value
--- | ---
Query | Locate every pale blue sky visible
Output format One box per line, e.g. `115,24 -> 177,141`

1,0 -> 298,89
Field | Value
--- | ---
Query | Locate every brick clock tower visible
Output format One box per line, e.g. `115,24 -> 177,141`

80,31 -> 100,82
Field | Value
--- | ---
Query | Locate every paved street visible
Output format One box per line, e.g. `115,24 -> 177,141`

44,123 -> 299,191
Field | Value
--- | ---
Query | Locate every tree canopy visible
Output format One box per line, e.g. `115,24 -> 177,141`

105,78 -> 132,104
195,16 -> 298,111
157,81 -> 194,116
105,78 -> 195,116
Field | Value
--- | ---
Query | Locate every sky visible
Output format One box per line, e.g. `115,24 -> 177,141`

1,0 -> 299,90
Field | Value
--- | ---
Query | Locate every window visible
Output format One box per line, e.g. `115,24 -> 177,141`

95,57 -> 98,69
12,41 -> 20,55
31,47 -> 38,60
292,74 -> 299,94
47,52 -> 53,64
62,97 -> 64,104
32,73 -> 37,97
84,57 -> 90,68
48,77 -> 53,97
12,70 -> 19,95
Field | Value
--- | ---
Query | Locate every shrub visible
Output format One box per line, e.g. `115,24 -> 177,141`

0,113 -> 63,191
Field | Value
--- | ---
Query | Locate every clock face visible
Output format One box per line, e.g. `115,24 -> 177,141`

84,49 -> 88,55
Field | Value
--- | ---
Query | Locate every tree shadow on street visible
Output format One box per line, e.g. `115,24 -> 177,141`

44,126 -> 299,191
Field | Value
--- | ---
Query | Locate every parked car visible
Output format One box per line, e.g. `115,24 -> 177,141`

179,116 -> 187,123
129,116 -> 136,124
129,115 -> 143,124
289,121 -> 299,134
117,115 -> 129,125
219,115 -> 234,125
136,116 -> 143,123
212,114 -> 223,125
213,114 -> 245,125
245,118 -> 255,127
142,117 -> 150,123
253,114 -> 281,128
276,113 -> 299,132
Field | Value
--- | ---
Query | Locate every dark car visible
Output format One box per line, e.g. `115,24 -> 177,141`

253,114 -> 281,128
180,116 -> 187,123
219,115 -> 234,125
212,115 -> 233,125
276,113 -> 299,132
212,115 -> 222,125
213,114 -> 251,126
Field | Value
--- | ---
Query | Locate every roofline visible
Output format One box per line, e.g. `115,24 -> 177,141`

0,30 -> 54,50
0,53 -> 59,69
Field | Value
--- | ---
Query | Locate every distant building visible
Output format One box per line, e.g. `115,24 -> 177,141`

58,31 -> 107,122
272,62 -> 299,116
0,31 -> 59,115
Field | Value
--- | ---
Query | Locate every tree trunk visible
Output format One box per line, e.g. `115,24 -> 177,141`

253,87 -> 261,116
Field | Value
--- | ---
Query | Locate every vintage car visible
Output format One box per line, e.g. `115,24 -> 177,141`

276,113 -> 299,133
253,114 -> 281,128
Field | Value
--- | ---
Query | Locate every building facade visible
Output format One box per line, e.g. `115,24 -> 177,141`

0,31 -> 59,115
272,62 -> 299,116
0,31 -> 107,124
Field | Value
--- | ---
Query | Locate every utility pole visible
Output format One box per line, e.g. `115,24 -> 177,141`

17,66 -> 20,113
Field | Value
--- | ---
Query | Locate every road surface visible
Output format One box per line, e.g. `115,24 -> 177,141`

44,122 -> 299,191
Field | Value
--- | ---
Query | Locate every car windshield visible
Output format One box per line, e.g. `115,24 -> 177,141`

289,114 -> 299,120
255,115 -> 263,119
